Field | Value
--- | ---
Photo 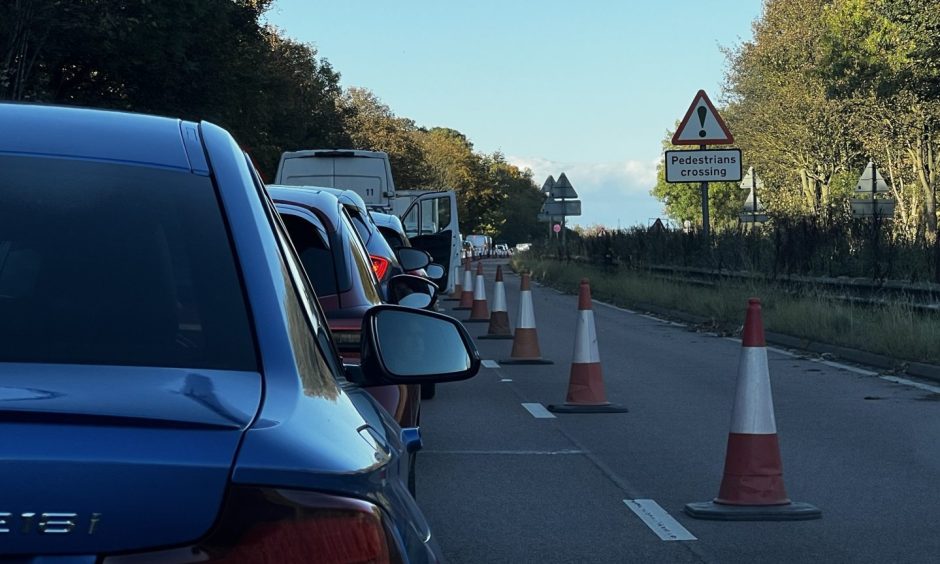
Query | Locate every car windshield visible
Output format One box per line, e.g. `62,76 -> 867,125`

0,155 -> 256,371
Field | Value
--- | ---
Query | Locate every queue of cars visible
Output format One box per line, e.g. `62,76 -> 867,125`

0,103 -> 478,562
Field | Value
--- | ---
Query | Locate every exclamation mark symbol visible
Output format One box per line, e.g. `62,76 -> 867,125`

697,106 -> 707,138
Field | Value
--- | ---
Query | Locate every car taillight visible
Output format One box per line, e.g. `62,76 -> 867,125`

102,487 -> 402,564
370,255 -> 390,280
332,329 -> 362,352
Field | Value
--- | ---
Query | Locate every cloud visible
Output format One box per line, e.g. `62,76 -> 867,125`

507,155 -> 665,228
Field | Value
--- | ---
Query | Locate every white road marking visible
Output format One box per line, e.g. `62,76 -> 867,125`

728,337 -> 940,393
768,345 -> 800,357
500,378 -> 513,383
812,358 -> 878,376
638,314 -> 668,324
593,299 -> 636,314
879,375 -> 940,394
521,402 -> 556,419
482,360 -> 500,369
624,499 -> 697,541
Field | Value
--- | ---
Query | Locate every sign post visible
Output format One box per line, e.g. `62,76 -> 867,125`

668,90 -> 736,239
538,174 -> 580,250
739,167 -> 768,224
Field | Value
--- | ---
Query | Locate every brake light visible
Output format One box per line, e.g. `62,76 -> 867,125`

102,488 -> 401,564
219,510 -> 390,563
370,255 -> 390,280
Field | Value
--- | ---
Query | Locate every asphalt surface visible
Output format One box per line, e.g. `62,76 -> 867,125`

420,259 -> 940,564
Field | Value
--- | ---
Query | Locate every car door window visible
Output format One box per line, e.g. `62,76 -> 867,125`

406,195 -> 453,236
281,213 -> 339,297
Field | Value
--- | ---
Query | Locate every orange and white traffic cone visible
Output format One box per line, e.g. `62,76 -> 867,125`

466,262 -> 490,322
454,258 -> 474,310
548,279 -> 627,413
479,265 -> 513,339
444,262 -> 462,301
685,298 -> 821,520
500,272 -> 552,365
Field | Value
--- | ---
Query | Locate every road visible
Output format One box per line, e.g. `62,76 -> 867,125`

419,259 -> 940,564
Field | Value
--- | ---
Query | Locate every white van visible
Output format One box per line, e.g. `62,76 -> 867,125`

396,190 -> 462,294
274,149 -> 396,208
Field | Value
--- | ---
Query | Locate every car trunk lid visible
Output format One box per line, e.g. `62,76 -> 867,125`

0,363 -> 261,556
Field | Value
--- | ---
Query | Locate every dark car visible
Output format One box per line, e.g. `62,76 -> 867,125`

283,185 -> 416,294
0,103 -> 479,561
268,186 -> 424,425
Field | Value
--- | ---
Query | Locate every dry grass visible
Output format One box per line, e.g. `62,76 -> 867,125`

513,256 -> 940,365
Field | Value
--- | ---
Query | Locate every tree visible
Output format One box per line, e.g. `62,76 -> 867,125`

723,0 -> 861,220
340,87 -> 430,188
820,0 -> 940,240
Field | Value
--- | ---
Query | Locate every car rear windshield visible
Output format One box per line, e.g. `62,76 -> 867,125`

0,155 -> 257,371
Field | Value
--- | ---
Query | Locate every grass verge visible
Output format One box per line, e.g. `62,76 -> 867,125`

512,256 -> 940,366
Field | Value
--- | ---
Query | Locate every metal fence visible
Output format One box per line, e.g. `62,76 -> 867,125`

548,219 -> 940,284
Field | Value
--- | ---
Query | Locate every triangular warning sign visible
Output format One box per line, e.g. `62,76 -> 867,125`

672,90 -> 734,145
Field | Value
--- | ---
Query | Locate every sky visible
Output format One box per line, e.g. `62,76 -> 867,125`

265,0 -> 765,228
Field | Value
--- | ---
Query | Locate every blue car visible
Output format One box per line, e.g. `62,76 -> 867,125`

0,103 -> 479,562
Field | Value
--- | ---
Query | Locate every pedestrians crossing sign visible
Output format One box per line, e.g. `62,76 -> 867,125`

672,90 -> 734,145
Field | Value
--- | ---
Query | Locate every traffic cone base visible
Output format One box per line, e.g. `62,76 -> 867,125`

547,403 -> 628,414
683,501 -> 821,521
547,362 -> 627,413
685,298 -> 820,521
479,311 -> 513,339
501,328 -> 552,364
500,358 -> 554,365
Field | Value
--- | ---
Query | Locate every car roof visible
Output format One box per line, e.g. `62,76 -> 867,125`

0,103 -> 204,172
370,211 -> 405,233
270,183 -> 370,214
266,185 -> 342,232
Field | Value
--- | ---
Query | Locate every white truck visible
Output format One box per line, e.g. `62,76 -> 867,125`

274,149 -> 462,293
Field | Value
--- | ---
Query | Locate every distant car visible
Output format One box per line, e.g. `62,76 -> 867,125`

516,242 -> 532,252
0,103 -> 479,561
494,243 -> 511,257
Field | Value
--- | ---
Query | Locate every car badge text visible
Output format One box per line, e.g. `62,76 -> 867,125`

0,513 -> 101,535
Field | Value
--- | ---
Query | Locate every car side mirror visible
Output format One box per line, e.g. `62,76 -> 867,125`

387,274 -> 438,309
396,247 -> 431,271
357,305 -> 480,385
425,263 -> 445,282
